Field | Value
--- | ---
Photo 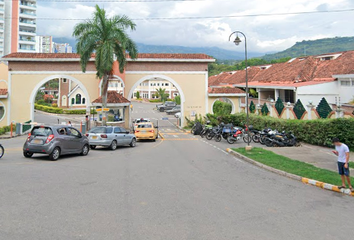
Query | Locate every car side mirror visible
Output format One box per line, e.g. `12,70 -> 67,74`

155,126 -> 159,129
126,131 -> 130,134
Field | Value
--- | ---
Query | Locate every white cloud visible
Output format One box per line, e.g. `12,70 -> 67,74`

36,0 -> 354,53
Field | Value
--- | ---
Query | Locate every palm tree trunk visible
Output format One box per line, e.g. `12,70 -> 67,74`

101,74 -> 109,126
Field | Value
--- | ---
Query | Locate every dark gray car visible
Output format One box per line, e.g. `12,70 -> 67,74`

166,105 -> 181,115
23,125 -> 89,161
86,126 -> 137,150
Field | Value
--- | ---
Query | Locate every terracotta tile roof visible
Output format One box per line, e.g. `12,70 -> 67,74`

2,52 -> 213,60
0,89 -> 8,95
208,87 -> 245,94
93,91 -> 130,104
210,50 -> 354,88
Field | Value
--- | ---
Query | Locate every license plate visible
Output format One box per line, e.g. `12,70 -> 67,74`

92,136 -> 98,139
141,130 -> 147,133
32,139 -> 42,144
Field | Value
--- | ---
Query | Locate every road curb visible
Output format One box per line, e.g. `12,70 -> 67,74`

226,148 -> 354,197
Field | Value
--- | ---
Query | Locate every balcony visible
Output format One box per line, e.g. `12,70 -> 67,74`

19,19 -> 36,26
19,28 -> 36,36
20,1 -> 36,8
20,11 -> 36,18
19,45 -> 35,51
19,37 -> 35,44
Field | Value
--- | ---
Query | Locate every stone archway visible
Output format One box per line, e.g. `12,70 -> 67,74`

126,74 -> 186,127
29,75 -> 92,122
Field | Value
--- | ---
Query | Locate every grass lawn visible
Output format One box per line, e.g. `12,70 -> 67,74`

233,147 -> 354,187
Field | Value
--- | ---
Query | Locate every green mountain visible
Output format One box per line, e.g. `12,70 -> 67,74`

262,36 -> 354,61
52,38 -> 263,60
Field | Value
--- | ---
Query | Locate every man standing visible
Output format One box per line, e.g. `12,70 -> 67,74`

332,138 -> 352,191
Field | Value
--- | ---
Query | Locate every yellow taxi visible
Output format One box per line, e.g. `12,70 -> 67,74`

135,122 -> 158,141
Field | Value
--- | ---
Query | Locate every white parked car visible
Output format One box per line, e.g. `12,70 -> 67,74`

174,112 -> 181,118
133,118 -> 151,130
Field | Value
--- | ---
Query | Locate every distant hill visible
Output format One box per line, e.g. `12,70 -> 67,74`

52,37 -> 263,60
136,43 -> 263,60
263,36 -> 354,61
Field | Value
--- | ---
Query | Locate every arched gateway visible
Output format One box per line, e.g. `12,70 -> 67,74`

2,53 -> 215,128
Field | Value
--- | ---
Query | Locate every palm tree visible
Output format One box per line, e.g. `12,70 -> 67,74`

73,5 -> 138,124
156,88 -> 168,102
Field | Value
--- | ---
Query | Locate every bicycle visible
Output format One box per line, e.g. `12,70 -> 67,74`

0,144 -> 4,158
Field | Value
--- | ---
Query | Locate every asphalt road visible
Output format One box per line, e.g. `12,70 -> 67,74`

1,102 -> 353,239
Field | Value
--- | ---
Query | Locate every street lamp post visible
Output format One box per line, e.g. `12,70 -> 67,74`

229,31 -> 251,147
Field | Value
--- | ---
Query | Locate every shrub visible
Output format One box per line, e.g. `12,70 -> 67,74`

213,100 -> 232,116
36,100 -> 51,107
149,99 -> 162,103
206,113 -> 354,149
174,95 -> 181,105
52,103 -> 58,108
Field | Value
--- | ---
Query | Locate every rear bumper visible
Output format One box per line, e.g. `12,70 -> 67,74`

89,139 -> 112,146
136,134 -> 155,140
23,143 -> 55,154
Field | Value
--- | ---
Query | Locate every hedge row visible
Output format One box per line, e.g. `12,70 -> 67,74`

35,104 -> 97,115
206,113 -> 354,149
0,125 -> 11,135
35,104 -> 63,113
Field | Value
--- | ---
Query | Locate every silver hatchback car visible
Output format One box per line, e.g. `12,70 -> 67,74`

23,125 -> 90,161
86,126 -> 137,150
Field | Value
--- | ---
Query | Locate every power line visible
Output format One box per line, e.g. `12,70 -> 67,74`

65,0 -> 201,1
24,8 -> 354,21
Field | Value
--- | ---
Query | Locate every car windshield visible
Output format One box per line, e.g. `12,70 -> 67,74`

137,124 -> 153,129
31,127 -> 53,137
89,127 -> 113,134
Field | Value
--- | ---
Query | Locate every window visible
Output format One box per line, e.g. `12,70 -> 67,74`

67,128 -> 81,137
284,90 -> 295,103
71,98 -> 75,105
165,83 -> 169,86
62,78 -> 67,83
82,98 -> 86,104
75,94 -> 82,104
341,80 -> 351,86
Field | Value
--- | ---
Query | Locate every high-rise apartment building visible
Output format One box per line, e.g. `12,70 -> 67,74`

36,35 -> 53,53
54,43 -> 73,53
2,0 -> 37,57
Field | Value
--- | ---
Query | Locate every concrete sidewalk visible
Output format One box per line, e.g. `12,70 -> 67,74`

268,143 -> 354,172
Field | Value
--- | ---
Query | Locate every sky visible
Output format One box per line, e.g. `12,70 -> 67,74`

36,0 -> 354,53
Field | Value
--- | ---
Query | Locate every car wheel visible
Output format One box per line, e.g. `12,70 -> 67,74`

130,138 -> 136,147
90,145 -> 96,150
110,140 -> 117,150
81,144 -> 89,156
49,147 -> 60,161
23,151 -> 33,158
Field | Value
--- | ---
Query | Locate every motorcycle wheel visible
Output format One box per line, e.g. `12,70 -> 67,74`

252,135 -> 260,143
206,133 -> 213,140
260,136 -> 266,145
243,135 -> 251,144
191,126 -> 196,135
227,136 -> 236,144
215,135 -> 222,142
200,129 -> 205,138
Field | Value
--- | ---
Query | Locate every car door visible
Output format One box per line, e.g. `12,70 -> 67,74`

119,128 -> 131,145
113,127 -> 125,146
66,127 -> 83,153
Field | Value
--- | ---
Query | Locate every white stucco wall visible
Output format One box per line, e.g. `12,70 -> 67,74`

297,82 -> 339,105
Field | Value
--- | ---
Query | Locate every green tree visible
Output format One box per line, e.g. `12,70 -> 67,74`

136,91 -> 140,99
73,5 -> 138,124
156,88 -> 168,102
174,95 -> 181,105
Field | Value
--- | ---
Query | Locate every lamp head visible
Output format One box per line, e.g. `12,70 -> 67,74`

234,36 -> 242,46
